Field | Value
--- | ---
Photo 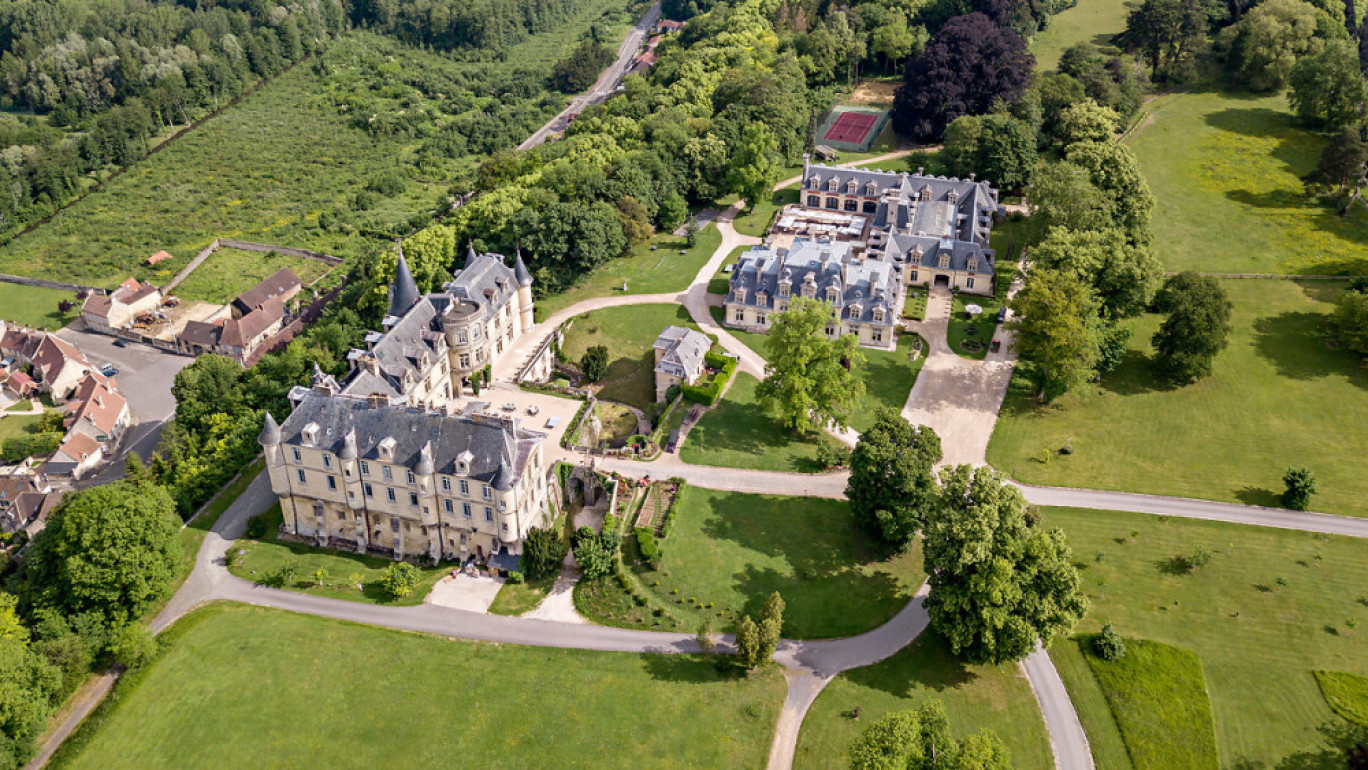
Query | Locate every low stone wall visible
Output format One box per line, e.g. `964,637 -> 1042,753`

0,274 -> 106,295
164,238 -> 343,293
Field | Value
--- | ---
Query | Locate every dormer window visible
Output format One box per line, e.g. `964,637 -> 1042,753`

301,422 -> 320,446
920,187 -> 932,202
378,436 -> 396,460
827,178 -> 839,192
846,179 -> 857,193
755,291 -> 768,306
456,450 -> 474,476
938,254 -> 950,269
735,287 -> 747,303
802,283 -> 816,299
778,281 -> 790,298
808,175 -> 821,189
865,181 -> 878,195
968,258 -> 978,272
873,308 -> 885,322
826,288 -> 840,303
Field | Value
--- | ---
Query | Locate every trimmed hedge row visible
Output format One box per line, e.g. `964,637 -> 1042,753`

681,356 -> 737,406
559,398 -> 593,448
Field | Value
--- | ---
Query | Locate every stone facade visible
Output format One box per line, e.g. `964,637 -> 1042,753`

652,326 -> 710,401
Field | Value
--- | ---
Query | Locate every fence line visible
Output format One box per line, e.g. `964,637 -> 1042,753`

163,238 -> 343,293
0,274 -> 106,295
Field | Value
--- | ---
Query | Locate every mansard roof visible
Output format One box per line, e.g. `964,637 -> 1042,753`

730,239 -> 899,327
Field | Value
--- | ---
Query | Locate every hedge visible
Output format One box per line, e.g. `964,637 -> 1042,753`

560,398 -> 594,448
681,358 -> 736,406
636,526 -> 660,568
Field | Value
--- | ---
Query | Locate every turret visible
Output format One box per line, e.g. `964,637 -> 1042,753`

514,249 -> 535,333
387,249 -> 421,319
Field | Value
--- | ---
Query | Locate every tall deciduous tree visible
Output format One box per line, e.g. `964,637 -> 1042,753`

1065,141 -> 1156,246
19,482 -> 181,626
1030,227 -> 1163,317
892,13 -> 1034,141
923,466 -> 1089,665
1026,161 -> 1116,242
1008,268 -> 1102,401
1151,272 -> 1233,384
727,123 -> 780,211
1123,0 -> 1212,81
847,700 -> 1012,770
941,113 -> 1039,191
1223,0 -> 1334,92
846,409 -> 942,548
1330,285 -> 1368,356
1289,40 -> 1368,130
0,594 -> 61,770
757,298 -> 866,435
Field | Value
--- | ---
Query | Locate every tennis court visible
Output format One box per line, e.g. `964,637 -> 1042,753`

823,111 -> 879,145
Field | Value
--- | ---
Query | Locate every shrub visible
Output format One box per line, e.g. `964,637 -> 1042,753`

1092,624 -> 1127,661
522,527 -> 568,581
815,437 -> 851,470
1282,467 -> 1317,511
636,527 -> 660,567
379,562 -> 420,599
1,431 -> 63,462
581,345 -> 609,382
507,570 -> 525,584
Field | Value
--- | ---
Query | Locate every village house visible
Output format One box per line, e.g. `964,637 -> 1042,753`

178,297 -> 287,364
63,375 -> 130,445
339,246 -> 535,409
231,268 -> 301,318
726,238 -> 902,350
46,432 -> 103,480
0,471 -> 60,535
653,326 -> 710,401
80,277 -> 163,333
0,323 -> 105,402
261,387 -> 550,564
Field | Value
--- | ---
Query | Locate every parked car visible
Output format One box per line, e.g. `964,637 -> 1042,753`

100,364 -> 119,377
666,430 -> 680,453
113,339 -> 130,348
996,307 -> 1007,323
545,416 -> 561,429
526,405 -> 540,416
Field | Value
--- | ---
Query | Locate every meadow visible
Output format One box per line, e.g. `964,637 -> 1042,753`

53,604 -> 784,769
558,303 -> 700,411
988,279 -> 1368,518
1129,88 -> 1368,275
1042,506 -> 1368,767
0,282 -> 82,330
1030,0 -> 1131,71
170,248 -> 336,304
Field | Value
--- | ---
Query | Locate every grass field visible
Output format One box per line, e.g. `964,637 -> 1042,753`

559,304 -> 699,411
592,487 -> 923,639
1079,636 -> 1219,769
1030,0 -> 1131,71
54,604 -> 785,769
0,412 -> 44,444
680,373 -> 823,472
227,505 -> 447,605
170,248 -> 336,304
1314,670 -> 1368,727
488,575 -> 556,616
708,245 -> 751,295
948,293 -> 1001,360
0,282 -> 82,330
0,61 -> 446,289
1129,88 -> 1368,275
732,188 -> 800,238
795,631 -> 1054,769
536,226 -> 721,319
1041,506 -> 1368,767
988,279 -> 1368,517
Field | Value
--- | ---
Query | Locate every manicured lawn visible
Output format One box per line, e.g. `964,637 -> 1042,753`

55,604 -> 785,769
0,412 -> 44,443
709,305 -> 770,358
732,188 -> 799,238
795,631 -> 1054,769
947,293 -> 1001,360
1079,636 -> 1219,769
178,460 -> 266,570
1129,88 -> 1368,275
708,245 -> 751,296
0,282 -> 82,330
1314,670 -> 1368,727
170,248 -> 335,304
989,280 -> 1368,518
1030,0 -> 1130,71
227,505 -> 447,605
680,373 -> 823,472
488,575 -> 556,616
590,487 -> 923,639
1041,506 -> 1368,766
559,303 -> 699,412
536,226 -> 721,319
850,333 -> 925,432
902,288 -> 928,320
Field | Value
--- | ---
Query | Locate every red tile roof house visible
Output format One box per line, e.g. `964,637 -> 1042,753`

30,334 -> 98,402
177,296 -> 286,365
64,376 -> 130,444
80,277 -> 163,333
46,432 -> 103,480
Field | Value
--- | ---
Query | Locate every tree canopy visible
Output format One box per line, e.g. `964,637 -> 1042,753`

846,410 -> 942,549
922,466 -> 1089,665
1030,227 -> 1163,318
1288,39 -> 1367,130
892,13 -> 1034,141
757,298 -> 866,435
941,112 -> 1039,191
848,700 -> 1012,770
1151,272 -> 1233,384
1008,268 -> 1102,401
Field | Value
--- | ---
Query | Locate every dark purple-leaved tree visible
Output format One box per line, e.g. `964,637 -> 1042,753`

891,13 -> 1034,142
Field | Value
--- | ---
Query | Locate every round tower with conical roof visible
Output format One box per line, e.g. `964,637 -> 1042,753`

514,249 -> 534,333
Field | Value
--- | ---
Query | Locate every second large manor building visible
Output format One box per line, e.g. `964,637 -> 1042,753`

725,158 -> 1002,349
261,248 -> 552,565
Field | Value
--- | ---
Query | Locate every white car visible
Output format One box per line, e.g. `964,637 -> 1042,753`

526,405 -> 540,416
545,416 -> 561,429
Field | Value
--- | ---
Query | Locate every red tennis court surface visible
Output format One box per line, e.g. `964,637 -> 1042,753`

823,112 -> 878,144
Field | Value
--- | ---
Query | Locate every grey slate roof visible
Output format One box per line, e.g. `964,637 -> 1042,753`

653,326 -> 710,381
388,253 -> 422,319
730,239 -> 899,328
514,250 -> 533,287
275,392 -> 544,489
802,164 -> 1000,246
883,234 -> 994,276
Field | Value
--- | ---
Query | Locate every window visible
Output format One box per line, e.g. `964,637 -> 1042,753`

296,469 -> 306,484
292,448 -> 301,463
386,488 -> 396,503
825,197 -> 838,210
482,485 -> 491,500
457,330 -> 468,344
757,314 -> 767,325
502,523 -> 509,532
337,510 -> 346,520
462,502 -> 472,517
873,328 -> 884,343
734,309 -> 744,322
807,195 -> 819,206
863,200 -> 877,213
382,465 -> 392,481
484,507 -> 494,521
441,477 -> 451,492
843,198 -> 857,211
322,454 -> 332,469
459,479 -> 469,495
444,499 -> 454,514
359,461 -> 370,476
390,519 -> 400,532
459,353 -> 470,368
910,271 -> 918,282
966,277 -> 975,289
326,475 -> 337,491
406,470 -> 415,485
363,482 -> 373,497
409,492 -> 419,506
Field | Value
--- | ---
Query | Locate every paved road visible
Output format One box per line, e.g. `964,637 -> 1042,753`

518,2 -> 663,150
1023,644 -> 1095,770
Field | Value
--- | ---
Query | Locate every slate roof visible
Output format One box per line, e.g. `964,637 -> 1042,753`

729,239 -> 899,328
801,163 -> 1000,246
653,326 -> 710,381
179,319 -> 222,348
271,392 -> 545,491
883,233 -> 994,276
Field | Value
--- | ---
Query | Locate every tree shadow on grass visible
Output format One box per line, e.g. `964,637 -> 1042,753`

1234,485 -> 1280,507
641,653 -> 748,684
1203,107 -> 1297,140
1097,350 -> 1176,397
1251,311 -> 1368,391
840,630 -> 976,699
686,392 -> 821,472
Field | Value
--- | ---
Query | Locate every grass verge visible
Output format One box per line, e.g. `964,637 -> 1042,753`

560,303 -> 698,412
537,226 -> 721,319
